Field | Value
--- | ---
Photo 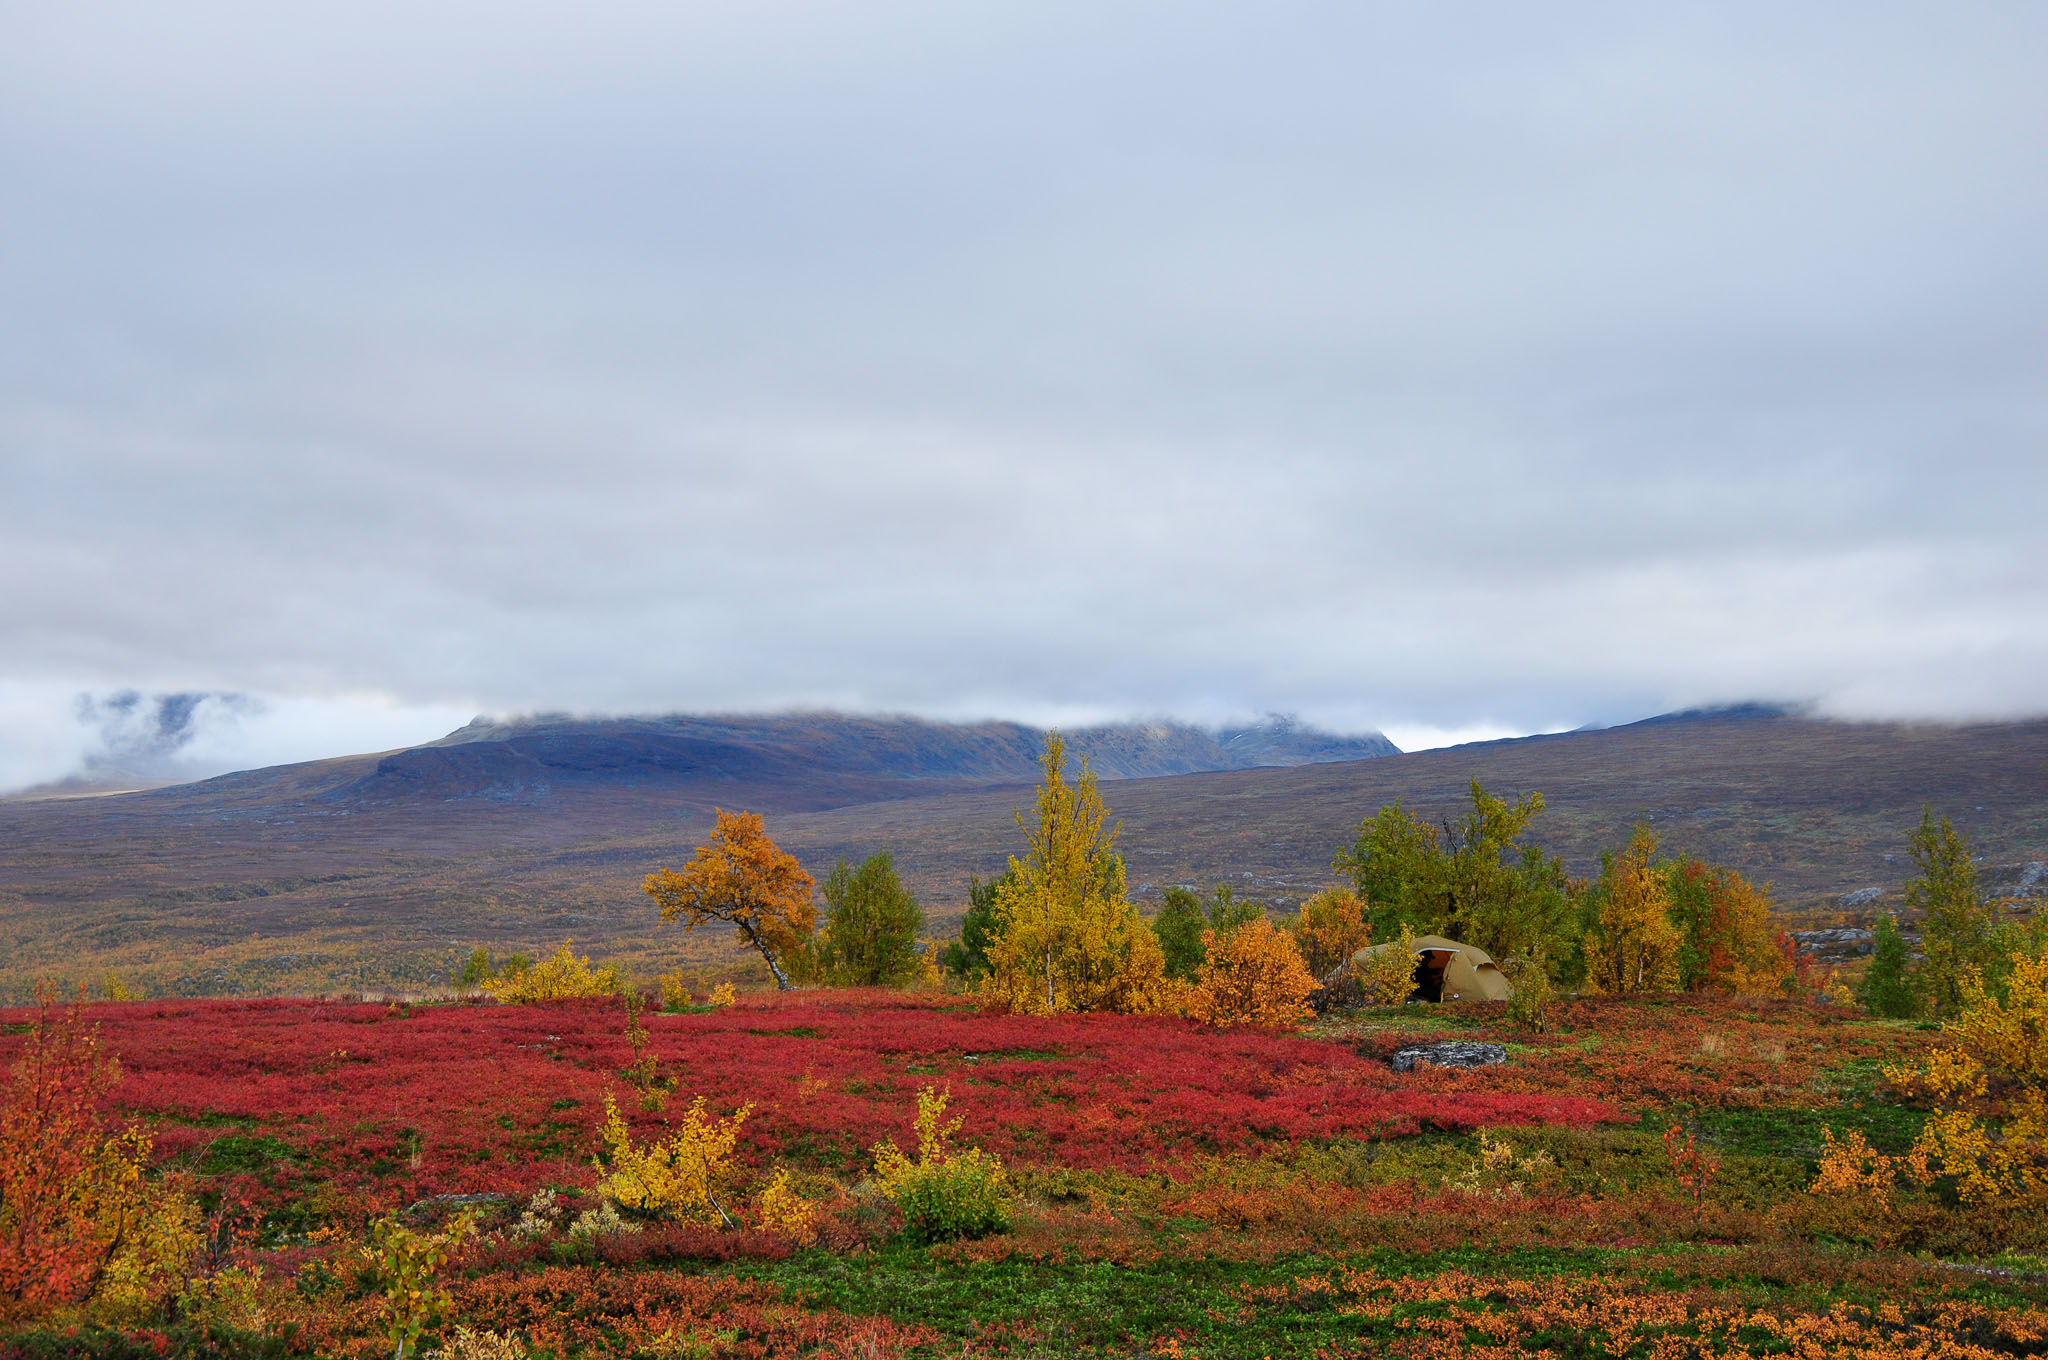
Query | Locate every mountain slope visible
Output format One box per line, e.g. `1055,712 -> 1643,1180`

347,712 -> 1397,807
0,707 -> 2041,999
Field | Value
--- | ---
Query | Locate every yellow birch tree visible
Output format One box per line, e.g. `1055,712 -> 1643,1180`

979,734 -> 1175,1015
1582,826 -> 1683,995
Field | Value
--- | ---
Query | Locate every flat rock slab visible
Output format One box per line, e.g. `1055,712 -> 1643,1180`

1390,1040 -> 1507,1073
1790,927 -> 1876,958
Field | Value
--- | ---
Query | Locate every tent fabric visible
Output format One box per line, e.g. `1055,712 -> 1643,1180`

1351,933 -> 1514,1002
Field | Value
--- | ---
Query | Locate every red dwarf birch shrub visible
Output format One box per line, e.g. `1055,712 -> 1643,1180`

435,1268 -> 940,1360
0,991 -> 1621,1221
0,991 -> 195,1323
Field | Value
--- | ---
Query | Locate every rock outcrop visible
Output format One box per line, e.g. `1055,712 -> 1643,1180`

1389,1041 -> 1507,1073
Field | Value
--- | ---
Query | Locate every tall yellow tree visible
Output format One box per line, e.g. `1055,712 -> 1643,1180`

643,809 -> 817,990
980,734 -> 1175,1015
1582,826 -> 1682,995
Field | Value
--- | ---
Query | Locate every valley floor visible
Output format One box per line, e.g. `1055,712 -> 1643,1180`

1,991 -> 2042,1358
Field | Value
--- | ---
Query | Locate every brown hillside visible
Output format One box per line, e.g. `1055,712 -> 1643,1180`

0,708 -> 2041,998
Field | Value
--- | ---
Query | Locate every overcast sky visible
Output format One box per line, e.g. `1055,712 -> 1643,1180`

3,2 -> 2045,791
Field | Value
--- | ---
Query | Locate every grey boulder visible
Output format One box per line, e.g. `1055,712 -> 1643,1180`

1390,1040 -> 1507,1073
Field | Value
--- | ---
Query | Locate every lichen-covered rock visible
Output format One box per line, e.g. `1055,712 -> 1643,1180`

1790,927 -> 1875,958
1390,1040 -> 1506,1073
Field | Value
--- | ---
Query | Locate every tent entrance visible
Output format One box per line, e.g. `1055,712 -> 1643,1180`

1410,949 -> 1455,1003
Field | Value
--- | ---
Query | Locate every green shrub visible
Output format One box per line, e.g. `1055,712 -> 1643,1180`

357,1212 -> 476,1359
1857,912 -> 1921,1018
871,1086 -> 1010,1243
819,852 -> 924,986
881,1153 -> 1010,1244
940,871 -> 1009,982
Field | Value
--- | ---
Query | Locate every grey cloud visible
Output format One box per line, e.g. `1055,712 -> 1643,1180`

2,1 -> 2045,791
74,690 -> 258,766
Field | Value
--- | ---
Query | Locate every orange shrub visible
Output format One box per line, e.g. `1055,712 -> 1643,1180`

1184,919 -> 1320,1029
1288,888 -> 1372,979
0,990 -> 192,1322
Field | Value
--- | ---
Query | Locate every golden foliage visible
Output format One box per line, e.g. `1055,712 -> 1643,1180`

1352,925 -> 1420,1005
1694,867 -> 1792,996
1831,954 -> 2048,1218
1183,917 -> 1320,1029
93,1171 -> 203,1323
595,1092 -> 752,1222
1806,1127 -> 1931,1245
1900,955 -> 2048,1206
1947,954 -> 2048,1086
1288,887 -> 1373,978
980,734 -> 1176,1015
1812,1127 -> 1904,1209
483,942 -> 622,1003
915,939 -> 945,990
643,809 -> 818,990
428,1327 -> 531,1360
755,1169 -> 819,1246
1583,827 -> 1683,995
1095,923 -> 1183,1017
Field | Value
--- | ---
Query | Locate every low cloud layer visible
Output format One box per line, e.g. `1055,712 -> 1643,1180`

3,3 -> 2044,791
0,684 -> 473,792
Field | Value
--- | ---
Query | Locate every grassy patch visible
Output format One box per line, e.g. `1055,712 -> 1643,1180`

149,1109 -> 258,1130
958,1047 -> 1070,1063
1685,1102 -> 1927,1161
728,1243 -> 1991,1355
734,1247 -> 1360,1350
196,1134 -> 302,1177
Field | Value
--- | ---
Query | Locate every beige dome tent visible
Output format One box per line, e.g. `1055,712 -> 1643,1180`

1350,934 -> 1513,1003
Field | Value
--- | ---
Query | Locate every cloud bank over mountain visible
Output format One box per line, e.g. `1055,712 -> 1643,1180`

2,4 -> 2044,791
0,685 -> 472,794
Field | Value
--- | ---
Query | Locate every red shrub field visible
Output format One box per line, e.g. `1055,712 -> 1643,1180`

4,991 -> 1621,1210
1,988 -> 2038,1360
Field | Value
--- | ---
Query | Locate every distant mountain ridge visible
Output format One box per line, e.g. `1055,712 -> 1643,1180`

2,705 -> 2045,999
351,711 -> 1397,808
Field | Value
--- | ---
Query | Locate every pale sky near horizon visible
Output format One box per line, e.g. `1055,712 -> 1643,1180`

3,3 -> 2045,791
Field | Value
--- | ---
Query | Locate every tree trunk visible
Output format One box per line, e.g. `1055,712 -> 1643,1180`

738,918 -> 794,990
